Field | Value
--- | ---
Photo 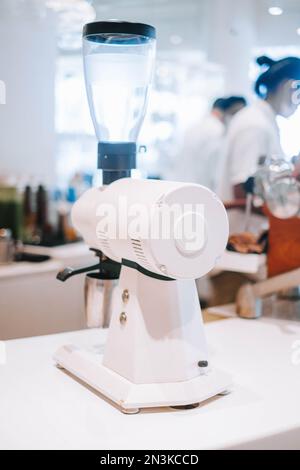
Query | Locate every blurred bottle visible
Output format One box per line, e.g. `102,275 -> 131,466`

32,185 -> 53,244
22,185 -> 36,243
56,189 -> 78,244
0,186 -> 23,241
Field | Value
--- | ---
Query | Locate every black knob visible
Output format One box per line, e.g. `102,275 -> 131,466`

56,263 -> 101,282
198,361 -> 209,368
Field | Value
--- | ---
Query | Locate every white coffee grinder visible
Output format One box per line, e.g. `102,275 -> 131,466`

54,21 -> 232,414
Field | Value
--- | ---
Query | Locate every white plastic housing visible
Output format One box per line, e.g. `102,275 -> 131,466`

54,265 -> 233,407
71,178 -> 229,280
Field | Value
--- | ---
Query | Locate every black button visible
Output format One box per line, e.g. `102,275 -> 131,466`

198,361 -> 209,368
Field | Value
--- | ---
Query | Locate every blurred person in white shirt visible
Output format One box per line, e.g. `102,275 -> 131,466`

218,55 -> 300,234
177,96 -> 247,191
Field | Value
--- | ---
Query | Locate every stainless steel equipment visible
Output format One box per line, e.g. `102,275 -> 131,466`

57,250 -> 120,328
84,274 -> 118,328
254,157 -> 300,219
0,229 -> 14,265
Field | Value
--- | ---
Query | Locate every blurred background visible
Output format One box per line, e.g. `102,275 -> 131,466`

1,0 -> 300,339
1,0 -> 300,187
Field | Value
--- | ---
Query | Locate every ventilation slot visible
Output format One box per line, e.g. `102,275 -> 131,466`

97,230 -> 110,251
131,239 -> 152,270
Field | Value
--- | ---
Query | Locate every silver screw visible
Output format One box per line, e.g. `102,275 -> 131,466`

122,289 -> 130,303
120,312 -> 127,325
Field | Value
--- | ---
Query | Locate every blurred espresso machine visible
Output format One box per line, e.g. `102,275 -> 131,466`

237,156 -> 300,319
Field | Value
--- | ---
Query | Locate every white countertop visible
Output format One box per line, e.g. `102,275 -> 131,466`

23,241 -> 91,259
0,242 -> 92,279
215,250 -> 266,275
0,260 -> 61,279
1,318 -> 300,450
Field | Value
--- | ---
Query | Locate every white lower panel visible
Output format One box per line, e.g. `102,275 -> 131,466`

54,345 -> 232,411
